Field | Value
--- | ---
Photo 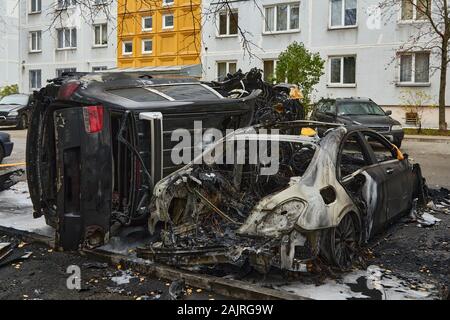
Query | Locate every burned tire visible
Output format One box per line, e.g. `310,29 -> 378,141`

321,213 -> 360,270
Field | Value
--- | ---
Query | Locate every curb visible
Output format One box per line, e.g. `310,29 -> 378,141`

404,136 -> 450,143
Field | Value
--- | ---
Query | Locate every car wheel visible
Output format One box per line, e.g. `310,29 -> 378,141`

321,213 -> 360,269
17,114 -> 28,130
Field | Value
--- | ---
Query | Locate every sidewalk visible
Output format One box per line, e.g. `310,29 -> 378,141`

404,135 -> 450,143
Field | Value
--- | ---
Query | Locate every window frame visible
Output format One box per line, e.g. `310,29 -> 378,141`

29,69 -> 42,91
29,0 -> 42,14
142,39 -> 153,54
329,0 -> 358,29
397,51 -> 431,86
56,27 -> 77,50
93,23 -> 108,47
56,68 -> 77,77
217,9 -> 239,37
56,0 -> 76,10
263,59 -> 278,82
399,0 -> 430,23
263,2 -> 301,34
337,131 -> 372,180
122,41 -> 133,56
328,55 -> 357,87
162,14 -> 174,29
29,30 -> 42,53
142,16 -> 153,32
217,61 -> 238,80
162,0 -> 174,6
92,66 -> 108,72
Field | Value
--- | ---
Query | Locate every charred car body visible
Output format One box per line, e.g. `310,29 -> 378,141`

26,72 -> 259,250
144,121 -> 422,272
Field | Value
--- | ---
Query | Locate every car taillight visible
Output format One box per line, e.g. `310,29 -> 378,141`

58,81 -> 80,100
83,105 -> 104,133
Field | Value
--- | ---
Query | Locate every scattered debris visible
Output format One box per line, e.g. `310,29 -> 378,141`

168,279 -> 186,300
0,169 -> 24,192
110,270 -> 136,286
82,262 -> 109,269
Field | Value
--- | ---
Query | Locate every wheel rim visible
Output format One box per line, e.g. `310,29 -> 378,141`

333,214 -> 357,268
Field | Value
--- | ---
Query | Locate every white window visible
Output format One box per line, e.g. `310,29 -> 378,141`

122,41 -> 133,55
93,23 -> 108,46
163,0 -> 174,6
92,66 -> 107,72
218,10 -> 238,36
329,56 -> 356,85
330,0 -> 357,28
163,14 -> 174,29
30,0 -> 42,13
57,0 -> 76,10
217,61 -> 237,80
142,16 -> 153,31
29,31 -> 42,52
56,68 -> 76,77
57,28 -> 77,49
29,70 -> 42,90
264,3 -> 300,33
263,60 -> 278,82
142,39 -> 153,54
399,52 -> 430,84
400,0 -> 430,21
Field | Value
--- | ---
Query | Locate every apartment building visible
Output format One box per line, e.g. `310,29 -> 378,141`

0,0 -> 20,88
201,0 -> 450,127
18,0 -> 117,93
117,0 -> 201,72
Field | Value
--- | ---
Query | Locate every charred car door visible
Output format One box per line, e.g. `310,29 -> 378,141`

360,131 -> 412,221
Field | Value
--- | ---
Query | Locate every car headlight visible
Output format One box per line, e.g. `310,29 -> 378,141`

8,111 -> 18,117
391,125 -> 403,131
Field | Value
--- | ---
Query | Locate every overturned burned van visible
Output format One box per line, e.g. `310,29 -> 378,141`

142,121 -> 422,272
26,72 -> 258,251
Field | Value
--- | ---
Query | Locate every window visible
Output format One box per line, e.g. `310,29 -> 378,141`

57,0 -> 76,10
92,66 -> 107,72
399,52 -> 430,84
218,10 -> 238,36
264,3 -> 300,32
122,41 -> 133,55
217,61 -> 237,80
94,0 -> 107,5
401,0 -> 430,21
93,23 -> 108,46
29,31 -> 42,52
330,0 -> 357,28
263,60 -> 278,82
29,70 -> 42,90
57,28 -> 77,49
163,14 -> 174,29
362,133 -> 396,163
142,39 -> 153,54
329,56 -> 356,85
339,133 -> 369,177
163,0 -> 174,5
142,16 -> 153,31
30,0 -> 41,13
56,68 -> 76,77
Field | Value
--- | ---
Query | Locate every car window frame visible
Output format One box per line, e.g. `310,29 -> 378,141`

337,130 -> 373,181
359,130 -> 399,165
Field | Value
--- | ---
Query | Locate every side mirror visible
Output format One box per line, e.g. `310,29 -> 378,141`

385,110 -> 392,116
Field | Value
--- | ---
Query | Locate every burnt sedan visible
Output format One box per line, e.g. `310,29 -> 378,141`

145,121 -> 420,272
26,72 -> 258,251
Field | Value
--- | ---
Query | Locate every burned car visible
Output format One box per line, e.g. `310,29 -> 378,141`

26,72 -> 258,251
143,121 -> 420,272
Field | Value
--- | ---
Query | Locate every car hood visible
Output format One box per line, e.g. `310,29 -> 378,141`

337,114 -> 400,127
0,104 -> 21,112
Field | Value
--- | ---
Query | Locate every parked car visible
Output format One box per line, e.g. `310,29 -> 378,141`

0,93 -> 34,129
26,71 -> 258,251
311,98 -> 404,147
0,131 -> 13,163
146,121 -> 421,272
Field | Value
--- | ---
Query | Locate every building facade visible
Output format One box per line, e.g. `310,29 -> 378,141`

0,0 -> 20,88
18,0 -> 117,93
201,0 -> 450,128
117,0 -> 201,70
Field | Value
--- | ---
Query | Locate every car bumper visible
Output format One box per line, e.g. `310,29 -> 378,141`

381,130 -> 404,143
0,116 -> 19,126
2,141 -> 14,157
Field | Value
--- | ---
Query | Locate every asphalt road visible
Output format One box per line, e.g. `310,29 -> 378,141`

2,128 -> 450,188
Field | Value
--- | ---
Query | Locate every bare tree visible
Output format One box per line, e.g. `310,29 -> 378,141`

380,0 -> 450,131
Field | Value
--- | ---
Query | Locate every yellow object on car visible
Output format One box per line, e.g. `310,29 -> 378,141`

301,128 -> 317,137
